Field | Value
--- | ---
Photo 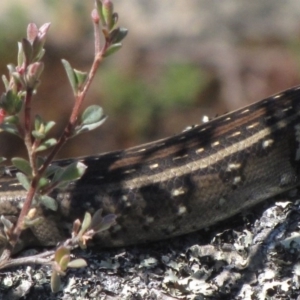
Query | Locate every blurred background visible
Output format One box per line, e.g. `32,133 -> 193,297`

1,0 -> 300,160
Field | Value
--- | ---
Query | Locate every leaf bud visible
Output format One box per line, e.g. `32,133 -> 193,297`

102,0 -> 114,30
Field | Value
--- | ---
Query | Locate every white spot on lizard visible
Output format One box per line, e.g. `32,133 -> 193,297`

171,187 -> 186,197
262,139 -> 274,149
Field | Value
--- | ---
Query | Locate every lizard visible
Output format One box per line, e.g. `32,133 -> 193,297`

1,85 -> 300,250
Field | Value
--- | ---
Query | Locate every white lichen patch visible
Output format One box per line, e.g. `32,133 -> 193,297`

177,205 -> 187,215
233,176 -> 242,185
145,216 -> 154,224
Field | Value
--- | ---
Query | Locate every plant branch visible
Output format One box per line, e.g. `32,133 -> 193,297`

93,8 -> 101,54
38,40 -> 109,176
10,181 -> 38,246
0,2 -> 126,280
23,89 -> 36,172
9,31 -> 110,250
0,249 -> 54,269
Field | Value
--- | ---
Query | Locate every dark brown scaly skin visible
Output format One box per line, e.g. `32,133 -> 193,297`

1,86 -> 300,250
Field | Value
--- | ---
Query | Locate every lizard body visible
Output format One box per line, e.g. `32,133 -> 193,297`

1,86 -> 300,249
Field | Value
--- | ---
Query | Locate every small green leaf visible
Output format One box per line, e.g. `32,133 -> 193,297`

11,72 -> 26,89
74,116 -> 107,136
109,27 -> 128,44
15,93 -> 24,113
95,0 -> 104,25
81,105 -> 104,125
61,59 -> 77,95
2,75 -> 9,91
7,64 -> 16,74
59,254 -> 70,272
21,38 -> 33,65
56,181 -> 70,190
1,215 -> 13,231
51,270 -> 61,293
93,214 -> 116,233
44,164 -> 59,177
112,12 -> 118,27
17,42 -> 24,67
37,177 -> 49,189
51,167 -> 64,183
33,116 -> 55,140
68,258 -> 87,269
34,114 -> 43,131
35,138 -> 57,152
57,161 -> 87,182
74,69 -> 88,91
90,209 -> 102,230
16,172 -> 30,190
35,48 -> 45,61
83,210 -> 117,235
44,121 -> 55,134
55,246 -> 70,264
32,130 -> 45,139
1,90 -> 23,115
0,157 -> 6,164
80,212 -> 92,235
32,38 -> 43,62
32,35 -> 46,62
4,115 -> 19,125
12,158 -> 32,176
38,195 -> 58,211
103,43 -> 122,57
102,0 -> 114,30
0,123 -> 20,136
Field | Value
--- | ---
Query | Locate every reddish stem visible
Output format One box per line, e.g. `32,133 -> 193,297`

39,42 -> 108,175
11,179 -> 37,246
11,35 -> 110,248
